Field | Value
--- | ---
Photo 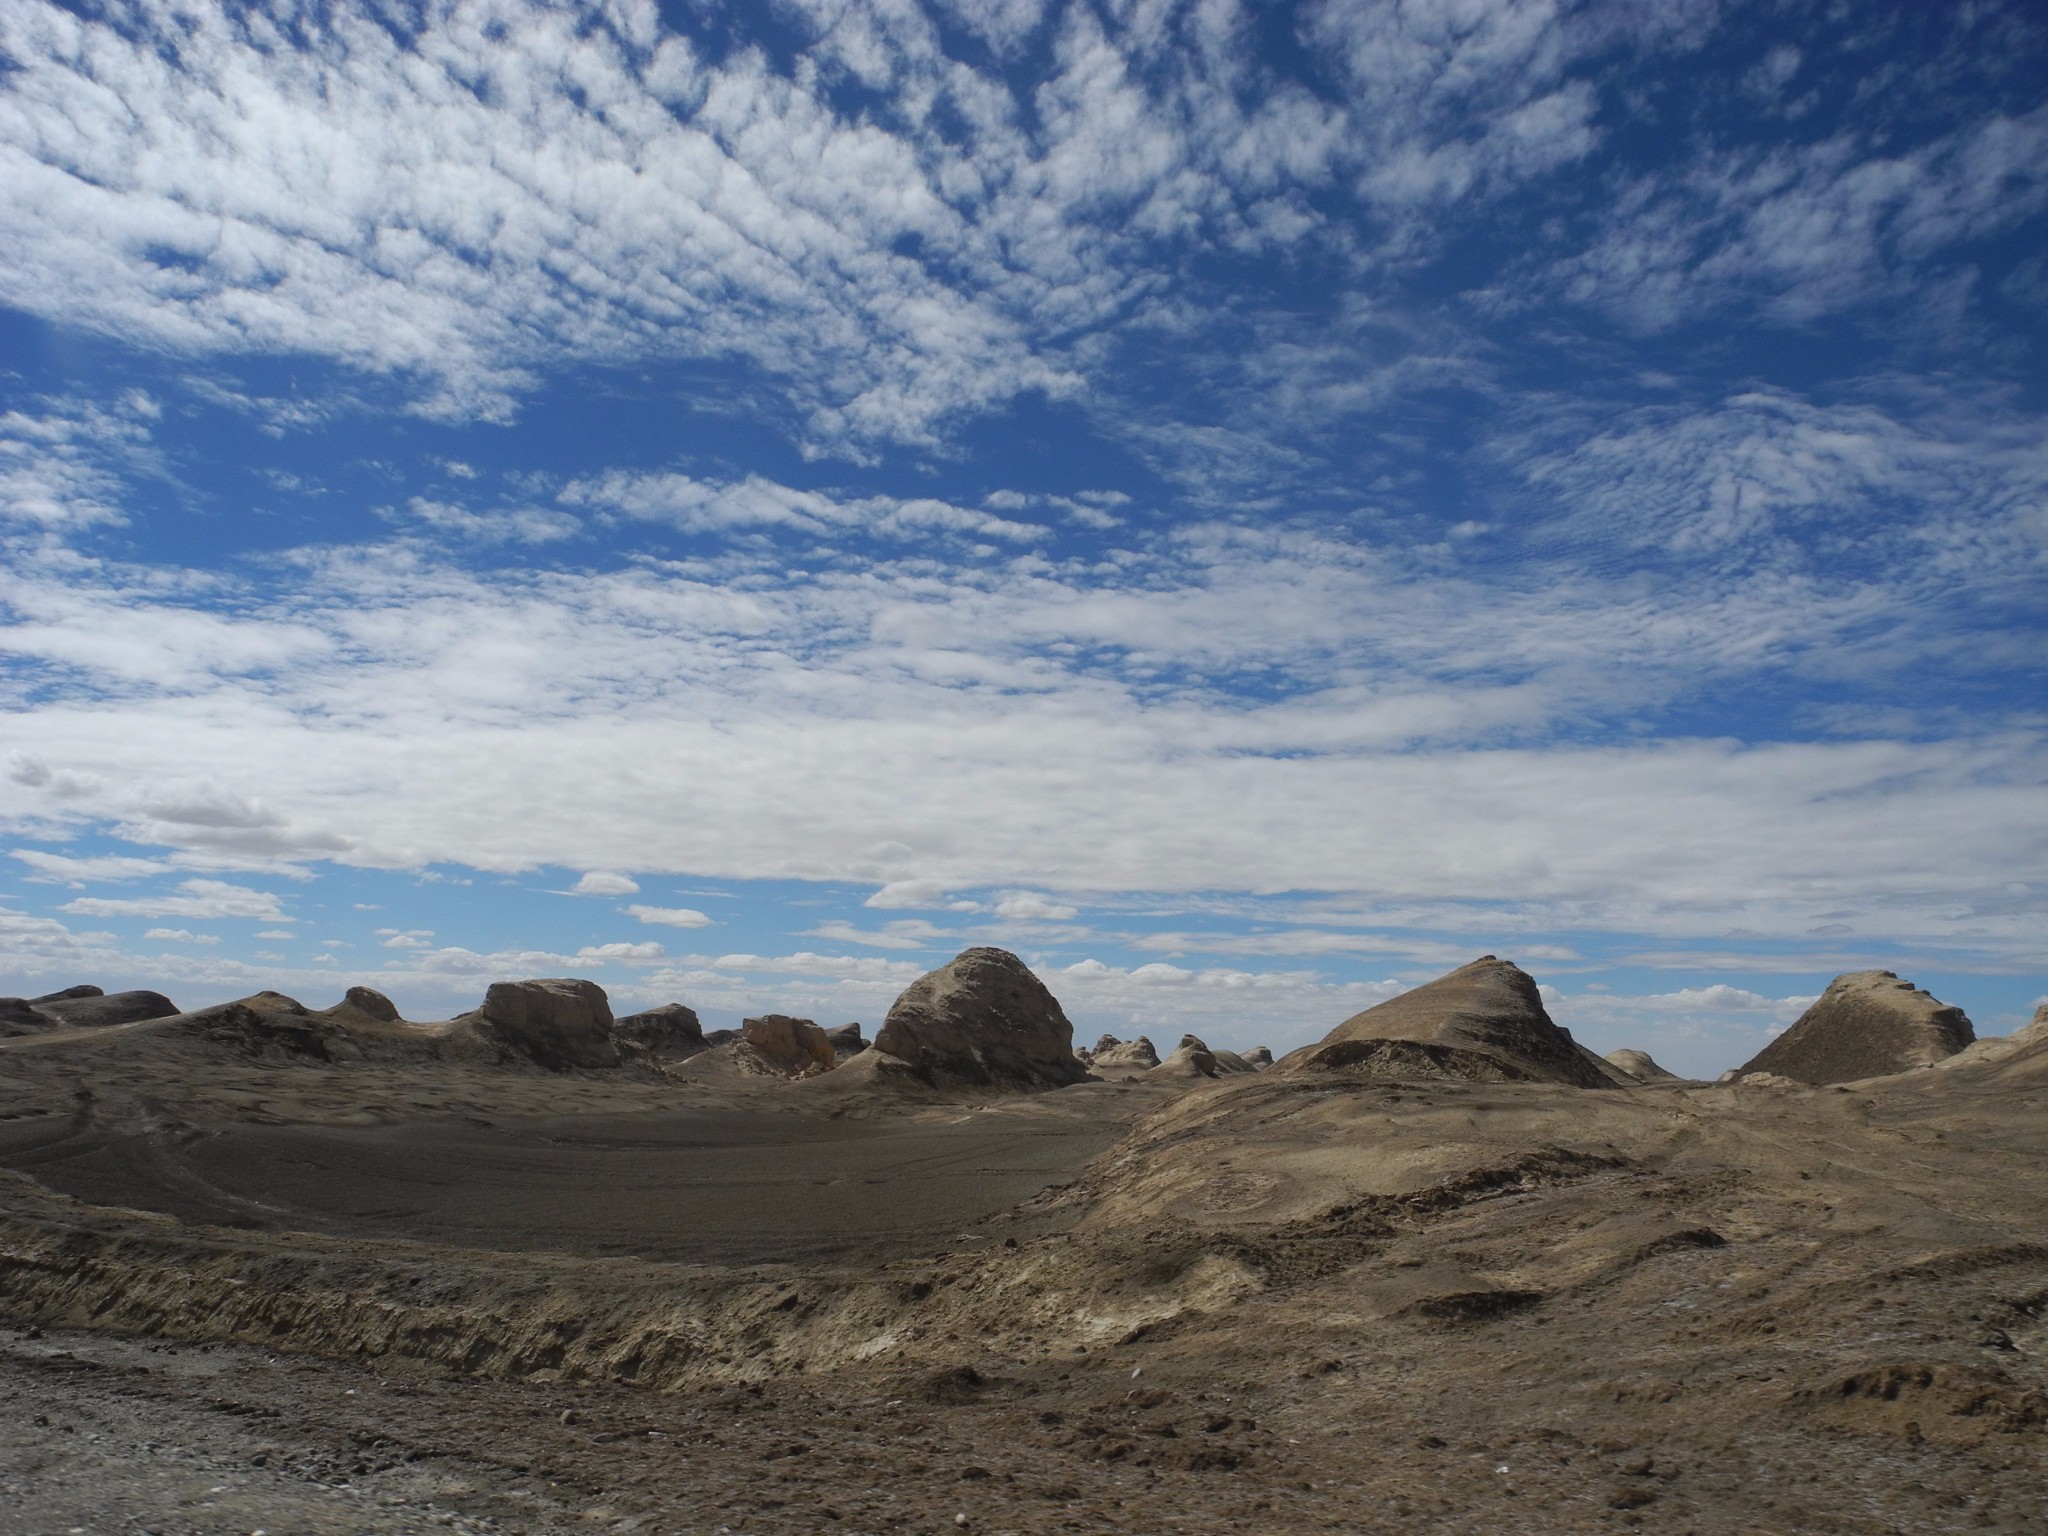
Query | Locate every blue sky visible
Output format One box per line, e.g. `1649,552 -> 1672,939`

2,0 -> 2044,1075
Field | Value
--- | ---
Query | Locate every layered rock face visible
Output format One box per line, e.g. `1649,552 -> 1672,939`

1738,971 -> 1974,1084
1277,956 -> 1614,1088
872,947 -> 1087,1088
614,1003 -> 707,1059
738,1015 -> 837,1078
469,979 -> 620,1070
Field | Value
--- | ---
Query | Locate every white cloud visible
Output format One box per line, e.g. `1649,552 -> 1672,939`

993,891 -> 1078,921
254,929 -> 295,940
377,929 -> 434,950
0,395 -> 157,534
144,927 -> 219,945
59,878 -> 288,921
624,903 -> 712,928
576,941 -> 665,962
703,950 -> 928,982
11,848 -> 173,884
865,879 -> 953,909
391,497 -> 580,545
1,514 -> 2041,964
571,871 -> 641,896
1557,103 -> 2048,330
805,919 -> 951,950
560,471 -> 1043,543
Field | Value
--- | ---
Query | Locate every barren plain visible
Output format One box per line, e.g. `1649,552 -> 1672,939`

1,957 -> 2044,1536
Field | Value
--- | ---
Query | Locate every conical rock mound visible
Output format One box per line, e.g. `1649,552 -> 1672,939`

1739,971 -> 1972,1084
871,947 -> 1086,1088
1276,956 -> 1613,1088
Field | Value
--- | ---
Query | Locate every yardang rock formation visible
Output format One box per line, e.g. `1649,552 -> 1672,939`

1276,956 -> 1614,1088
871,947 -> 1087,1088
1738,971 -> 1974,1084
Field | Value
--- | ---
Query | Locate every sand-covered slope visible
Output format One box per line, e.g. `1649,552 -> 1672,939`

1740,970 -> 1974,1083
1276,955 -> 1615,1087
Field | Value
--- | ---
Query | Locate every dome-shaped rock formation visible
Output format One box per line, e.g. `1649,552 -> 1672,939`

871,947 -> 1086,1088
341,985 -> 402,1023
825,1022 -> 868,1062
1275,956 -> 1613,1088
1242,1046 -> 1273,1069
1605,1048 -> 1681,1082
1737,971 -> 1973,1084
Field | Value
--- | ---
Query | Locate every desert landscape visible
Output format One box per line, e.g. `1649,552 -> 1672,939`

0,948 -> 2043,1535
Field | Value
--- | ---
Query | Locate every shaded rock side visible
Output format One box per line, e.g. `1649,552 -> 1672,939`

33,989 -> 180,1030
1606,1048 -> 1681,1082
872,947 -> 1087,1088
824,1023 -> 868,1062
0,998 -> 55,1037
1276,956 -> 1614,1089
738,1015 -> 836,1078
1242,1046 -> 1273,1069
467,979 -> 620,1070
614,1003 -> 707,1059
1739,971 -> 1974,1084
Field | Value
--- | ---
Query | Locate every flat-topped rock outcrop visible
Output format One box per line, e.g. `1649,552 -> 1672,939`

614,1003 -> 707,1059
738,1014 -> 836,1078
871,947 -> 1087,1089
1276,956 -> 1614,1087
1738,971 -> 1973,1084
464,978 -> 620,1070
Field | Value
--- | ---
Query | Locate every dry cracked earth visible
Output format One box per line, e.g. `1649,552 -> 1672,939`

2,1010 -> 2045,1535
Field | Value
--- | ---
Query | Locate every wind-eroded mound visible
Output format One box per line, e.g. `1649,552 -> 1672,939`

1,987 -> 179,1036
1276,957 -> 1614,1088
871,947 -> 1087,1089
1739,971 -> 1974,1084
1607,1048 -> 1681,1082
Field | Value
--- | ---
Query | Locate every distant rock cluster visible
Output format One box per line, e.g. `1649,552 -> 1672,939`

6,948 -> 2020,1096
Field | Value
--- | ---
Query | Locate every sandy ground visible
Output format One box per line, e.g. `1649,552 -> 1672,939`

2,1016 -> 2046,1534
